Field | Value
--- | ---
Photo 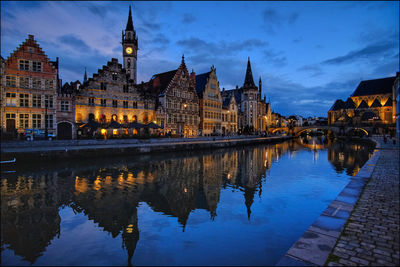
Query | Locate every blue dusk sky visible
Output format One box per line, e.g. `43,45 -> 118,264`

1,1 -> 399,117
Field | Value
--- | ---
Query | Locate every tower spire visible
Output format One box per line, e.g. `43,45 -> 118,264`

83,67 -> 87,83
243,57 -> 256,88
259,76 -> 262,99
126,5 -> 134,31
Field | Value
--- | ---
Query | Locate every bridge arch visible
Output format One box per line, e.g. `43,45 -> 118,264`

345,127 -> 369,137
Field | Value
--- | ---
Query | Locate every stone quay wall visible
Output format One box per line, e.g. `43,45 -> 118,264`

1,136 -> 293,162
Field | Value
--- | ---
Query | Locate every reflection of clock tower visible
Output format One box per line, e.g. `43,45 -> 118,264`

122,5 -> 138,83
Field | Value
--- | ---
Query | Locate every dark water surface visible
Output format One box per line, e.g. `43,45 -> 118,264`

1,138 -> 375,266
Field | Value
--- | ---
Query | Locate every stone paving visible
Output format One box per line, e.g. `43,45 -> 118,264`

276,136 -> 399,266
326,137 -> 399,266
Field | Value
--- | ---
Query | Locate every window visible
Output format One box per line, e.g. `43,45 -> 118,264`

28,47 -> 35,53
6,76 -> 16,87
32,61 -> 42,72
45,79 -> 54,90
123,101 -> 128,108
19,60 -> 29,70
19,77 -> 30,88
45,114 -> 53,128
6,114 -> 16,119
32,78 -> 42,89
6,93 -> 17,107
32,114 -> 41,128
123,85 -> 129,93
19,114 -> 29,128
32,94 -> 41,107
112,73 -> 118,81
132,102 -> 137,108
61,101 -> 70,111
112,100 -> 118,108
127,58 -> 131,68
101,99 -> 106,107
144,102 -> 148,109
45,95 -> 53,108
100,82 -> 106,90
19,94 -> 29,107
88,98 -> 95,106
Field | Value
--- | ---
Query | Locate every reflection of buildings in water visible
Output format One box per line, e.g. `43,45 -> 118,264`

1,144 -> 296,264
1,175 -> 61,264
327,141 -> 372,176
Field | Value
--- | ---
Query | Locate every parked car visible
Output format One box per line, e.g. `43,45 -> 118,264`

24,129 -> 56,140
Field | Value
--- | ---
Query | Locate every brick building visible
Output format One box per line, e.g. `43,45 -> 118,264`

1,35 -> 58,139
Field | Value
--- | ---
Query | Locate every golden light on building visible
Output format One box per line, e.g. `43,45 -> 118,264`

101,129 -> 107,135
126,224 -> 134,234
113,129 -> 118,135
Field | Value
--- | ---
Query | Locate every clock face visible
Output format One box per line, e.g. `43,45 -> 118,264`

125,47 -> 133,54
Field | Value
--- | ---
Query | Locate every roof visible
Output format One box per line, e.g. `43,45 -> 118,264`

150,69 -> 177,96
329,99 -> 345,111
243,58 -> 256,88
351,76 -> 396,97
224,89 -> 242,105
195,71 -> 211,98
344,98 -> 356,109
222,94 -> 232,107
384,97 -> 393,106
126,6 -> 134,31
357,100 -> 369,109
370,99 -> 382,108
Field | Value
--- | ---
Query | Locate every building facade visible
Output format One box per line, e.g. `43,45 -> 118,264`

224,58 -> 271,133
329,76 -> 396,129
221,90 -> 238,135
150,56 -> 199,137
196,66 -> 223,136
75,58 -> 156,126
1,35 -> 58,139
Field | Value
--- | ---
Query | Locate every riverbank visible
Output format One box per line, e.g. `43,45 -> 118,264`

1,135 -> 293,162
276,135 -> 399,266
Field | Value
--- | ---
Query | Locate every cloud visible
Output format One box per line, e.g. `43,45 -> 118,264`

177,37 -> 268,56
182,13 -> 196,24
262,8 -> 300,33
322,41 -> 397,65
297,64 -> 324,77
263,50 -> 287,67
58,34 -> 91,52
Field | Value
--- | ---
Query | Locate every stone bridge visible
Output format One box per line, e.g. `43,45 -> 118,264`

268,125 -> 373,137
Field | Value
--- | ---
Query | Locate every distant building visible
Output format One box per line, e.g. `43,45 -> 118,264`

1,35 -> 58,139
196,66 -> 223,136
149,56 -> 199,137
328,76 -> 397,132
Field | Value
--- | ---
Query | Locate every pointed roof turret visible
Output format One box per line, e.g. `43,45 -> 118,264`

83,67 -> 87,83
243,57 -> 256,88
126,5 -> 134,31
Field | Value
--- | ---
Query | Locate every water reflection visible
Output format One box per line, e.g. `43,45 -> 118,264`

1,139 -> 374,265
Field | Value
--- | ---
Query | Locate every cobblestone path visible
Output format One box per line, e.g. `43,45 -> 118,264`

327,138 -> 400,266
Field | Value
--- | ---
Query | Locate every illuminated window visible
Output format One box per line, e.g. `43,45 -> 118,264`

113,129 -> 118,135
5,93 -> 17,107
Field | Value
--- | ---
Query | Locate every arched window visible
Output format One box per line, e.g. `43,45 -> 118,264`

88,113 -> 95,122
100,114 -> 106,123
127,58 -> 131,68
111,114 -> 117,121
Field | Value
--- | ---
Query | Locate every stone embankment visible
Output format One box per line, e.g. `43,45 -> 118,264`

1,135 -> 293,161
276,135 -> 399,266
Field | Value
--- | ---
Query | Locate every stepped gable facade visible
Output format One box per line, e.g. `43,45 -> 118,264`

2,34 -> 58,139
221,88 -> 238,134
149,56 -> 199,137
328,76 -> 396,125
75,58 -> 155,126
196,66 -> 224,136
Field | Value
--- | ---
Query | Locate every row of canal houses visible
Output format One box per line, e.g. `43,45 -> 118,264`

0,6 -> 272,140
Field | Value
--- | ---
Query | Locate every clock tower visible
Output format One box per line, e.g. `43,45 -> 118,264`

122,5 -> 138,83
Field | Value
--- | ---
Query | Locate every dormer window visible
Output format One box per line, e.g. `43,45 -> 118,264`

112,72 -> 118,81
28,47 -> 34,53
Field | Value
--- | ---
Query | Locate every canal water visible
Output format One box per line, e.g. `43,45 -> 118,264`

1,138 -> 375,266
